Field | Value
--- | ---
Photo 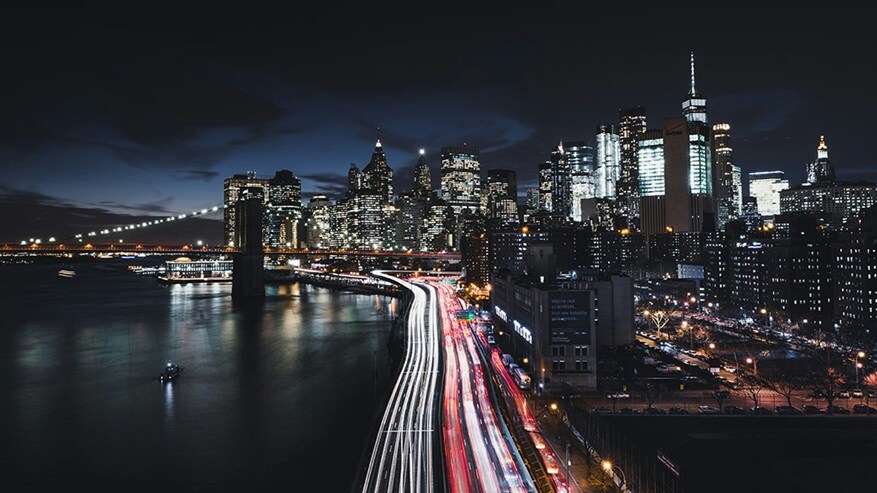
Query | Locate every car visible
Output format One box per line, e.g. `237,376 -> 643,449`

775,405 -> 803,415
803,405 -> 822,415
852,404 -> 877,414
643,406 -> 667,415
698,405 -> 721,415
722,365 -> 737,373
851,389 -> 864,398
619,407 -> 639,415
606,392 -> 631,399
825,405 -> 850,415
723,405 -> 746,415
837,390 -> 850,399
750,407 -> 774,415
591,407 -> 615,414
668,406 -> 689,415
810,390 -> 825,399
868,390 -> 877,399
486,335 -> 496,346
713,390 -> 731,399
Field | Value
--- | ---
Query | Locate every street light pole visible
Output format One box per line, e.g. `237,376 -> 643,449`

602,460 -> 627,493
855,351 -> 866,387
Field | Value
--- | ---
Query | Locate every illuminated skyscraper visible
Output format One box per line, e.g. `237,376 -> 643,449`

440,144 -> 481,217
595,124 -> 620,199
538,162 -> 553,211
550,142 -> 571,217
486,169 -> 519,226
306,195 -> 332,248
362,139 -> 394,203
223,171 -> 269,246
807,135 -> 836,184
567,141 -> 595,222
711,122 -> 735,229
732,164 -> 743,218
637,129 -> 666,234
347,163 -> 362,193
266,170 -> 302,248
617,106 -> 647,223
412,148 -> 432,198
749,171 -> 788,217
682,52 -> 707,124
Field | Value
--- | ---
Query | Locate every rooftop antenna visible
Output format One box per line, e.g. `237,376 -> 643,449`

690,51 -> 697,96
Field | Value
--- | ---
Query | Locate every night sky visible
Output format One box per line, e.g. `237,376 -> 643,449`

2,6 -> 875,242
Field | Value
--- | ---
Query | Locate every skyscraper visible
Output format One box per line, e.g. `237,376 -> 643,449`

712,122 -> 735,230
440,144 -> 481,217
550,142 -> 571,217
412,148 -> 432,198
266,170 -> 302,248
538,162 -> 553,212
347,163 -> 362,193
806,135 -> 836,184
637,129 -> 666,235
223,172 -> 269,246
394,192 -> 425,251
595,124 -> 620,199
306,195 -> 332,248
362,139 -> 394,203
617,106 -> 647,224
567,141 -> 595,222
732,164 -> 743,218
486,169 -> 519,227
749,171 -> 789,217
682,52 -> 707,124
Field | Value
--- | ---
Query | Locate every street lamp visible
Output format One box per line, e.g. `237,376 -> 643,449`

602,460 -> 628,492
746,357 -> 758,376
855,351 -> 866,386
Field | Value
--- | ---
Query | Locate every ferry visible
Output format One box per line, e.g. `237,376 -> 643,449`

159,362 -> 183,382
58,269 -> 76,278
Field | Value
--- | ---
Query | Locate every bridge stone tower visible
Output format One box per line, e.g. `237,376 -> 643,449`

232,187 -> 265,298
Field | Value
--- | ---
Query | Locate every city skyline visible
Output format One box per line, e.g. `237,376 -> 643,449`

1,7 -> 875,240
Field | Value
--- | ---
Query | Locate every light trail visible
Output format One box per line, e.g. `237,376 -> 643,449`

361,271 -> 441,493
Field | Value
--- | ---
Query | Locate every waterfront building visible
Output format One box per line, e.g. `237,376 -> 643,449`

159,257 -> 233,282
306,195 -> 332,249
440,144 -> 481,217
749,171 -> 789,218
617,106 -> 647,225
266,170 -> 302,248
223,172 -> 269,246
595,124 -> 620,200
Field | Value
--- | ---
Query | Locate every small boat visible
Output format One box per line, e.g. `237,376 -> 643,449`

159,362 -> 183,382
58,269 -> 76,278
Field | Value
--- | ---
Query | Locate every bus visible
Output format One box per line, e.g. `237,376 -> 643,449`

512,367 -> 532,390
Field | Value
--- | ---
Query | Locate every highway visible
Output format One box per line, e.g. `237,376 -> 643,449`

361,272 -> 442,493
432,280 -> 535,493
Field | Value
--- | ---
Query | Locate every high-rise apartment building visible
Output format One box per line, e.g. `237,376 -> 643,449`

711,123 -> 736,230
550,142 -> 571,217
595,124 -> 620,200
617,106 -> 647,224
440,145 -> 481,217
749,171 -> 789,217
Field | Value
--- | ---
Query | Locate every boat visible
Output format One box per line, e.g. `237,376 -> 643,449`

58,269 -> 76,278
159,362 -> 183,382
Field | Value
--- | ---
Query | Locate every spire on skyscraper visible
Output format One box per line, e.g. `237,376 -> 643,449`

690,51 -> 697,96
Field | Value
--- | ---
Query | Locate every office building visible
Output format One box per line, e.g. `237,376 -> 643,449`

712,123 -> 736,230
749,171 -> 789,217
306,195 -> 332,249
617,106 -> 647,225
348,163 -> 362,192
420,196 -> 453,252
223,172 -> 269,246
682,52 -> 707,124
362,139 -> 394,203
538,162 -> 553,212
394,192 -> 426,251
595,124 -> 620,200
440,144 -> 481,217
567,141 -> 596,222
807,135 -> 836,184
487,169 -> 519,227
550,142 -> 572,217
412,149 -> 432,198
266,170 -> 302,248
732,164 -> 743,218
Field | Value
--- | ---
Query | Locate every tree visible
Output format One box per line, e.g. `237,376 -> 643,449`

742,383 -> 765,409
808,347 -> 847,414
644,309 -> 670,340
768,368 -> 807,408
863,371 -> 877,389
638,381 -> 661,409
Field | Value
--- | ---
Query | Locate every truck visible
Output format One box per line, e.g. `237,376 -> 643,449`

512,367 -> 532,390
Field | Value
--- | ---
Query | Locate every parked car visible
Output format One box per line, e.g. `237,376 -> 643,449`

591,407 -> 614,414
803,405 -> 822,415
810,390 -> 825,399
851,389 -> 864,398
619,407 -> 639,415
606,392 -> 631,399
713,390 -> 731,399
750,407 -> 774,415
723,405 -> 746,415
775,405 -> 803,415
868,390 -> 877,399
722,365 -> 737,373
643,406 -> 667,415
825,405 -> 850,415
698,405 -> 721,415
852,404 -> 877,414
668,406 -> 689,415
837,390 -> 850,399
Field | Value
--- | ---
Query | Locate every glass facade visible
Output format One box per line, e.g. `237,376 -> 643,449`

637,137 -> 665,197
595,125 -> 620,199
440,145 -> 481,217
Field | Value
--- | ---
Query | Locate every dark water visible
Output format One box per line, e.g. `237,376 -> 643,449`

0,258 -> 397,492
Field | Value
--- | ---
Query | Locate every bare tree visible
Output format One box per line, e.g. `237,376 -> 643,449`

638,381 -> 661,409
742,383 -> 764,410
645,310 -> 671,340
768,369 -> 806,408
808,347 -> 847,414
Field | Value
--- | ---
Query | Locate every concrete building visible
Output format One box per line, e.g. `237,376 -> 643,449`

749,171 -> 788,217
